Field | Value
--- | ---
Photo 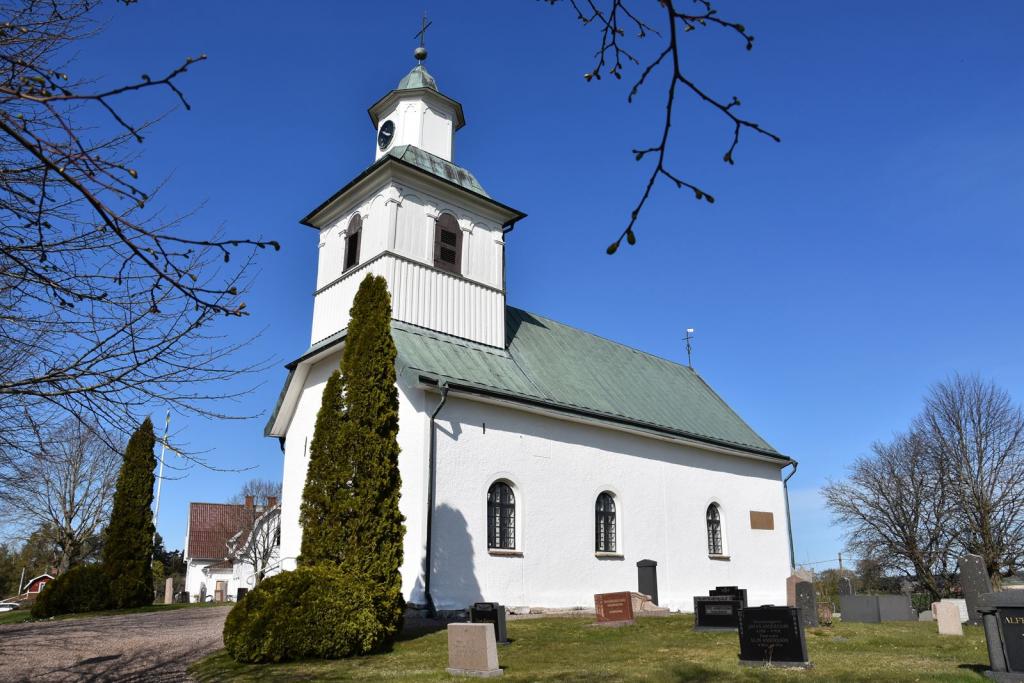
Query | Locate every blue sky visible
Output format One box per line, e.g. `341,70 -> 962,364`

55,1 -> 1024,568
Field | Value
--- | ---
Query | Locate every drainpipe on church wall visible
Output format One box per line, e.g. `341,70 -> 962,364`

423,381 -> 449,616
782,460 -> 799,571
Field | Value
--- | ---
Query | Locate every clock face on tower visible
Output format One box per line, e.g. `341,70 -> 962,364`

377,120 -> 395,151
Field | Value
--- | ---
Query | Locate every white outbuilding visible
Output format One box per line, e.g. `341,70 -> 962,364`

266,52 -> 797,614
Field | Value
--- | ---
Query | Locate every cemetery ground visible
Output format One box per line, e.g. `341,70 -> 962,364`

192,614 -> 993,682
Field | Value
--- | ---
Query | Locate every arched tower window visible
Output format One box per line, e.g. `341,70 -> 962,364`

706,503 -> 723,556
487,481 -> 515,550
344,215 -> 362,271
433,212 -> 462,275
595,492 -> 617,553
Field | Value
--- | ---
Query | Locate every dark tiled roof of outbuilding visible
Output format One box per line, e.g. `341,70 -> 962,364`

186,502 -> 248,560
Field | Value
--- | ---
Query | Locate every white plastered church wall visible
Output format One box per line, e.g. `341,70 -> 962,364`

428,397 -> 791,613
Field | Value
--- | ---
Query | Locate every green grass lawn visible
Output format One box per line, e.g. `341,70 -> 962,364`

0,600 -> 223,626
190,615 -> 992,682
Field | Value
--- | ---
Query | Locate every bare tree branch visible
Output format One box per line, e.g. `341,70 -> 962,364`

546,0 -> 779,252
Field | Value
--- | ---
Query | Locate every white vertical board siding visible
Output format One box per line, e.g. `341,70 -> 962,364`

311,254 -> 504,347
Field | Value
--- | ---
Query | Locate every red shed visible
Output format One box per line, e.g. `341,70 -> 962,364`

23,573 -> 54,594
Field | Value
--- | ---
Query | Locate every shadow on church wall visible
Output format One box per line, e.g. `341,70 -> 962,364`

431,503 -> 482,611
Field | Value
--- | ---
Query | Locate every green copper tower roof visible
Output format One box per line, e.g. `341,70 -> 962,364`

397,64 -> 437,91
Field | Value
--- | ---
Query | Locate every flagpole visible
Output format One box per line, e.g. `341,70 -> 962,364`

152,410 -> 171,547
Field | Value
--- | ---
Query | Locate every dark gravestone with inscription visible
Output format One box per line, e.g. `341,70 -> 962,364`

838,577 -> 854,596
594,592 -> 635,626
959,554 -> 993,627
737,605 -> 812,669
998,607 -> 1024,674
236,587 -> 248,601
694,596 -> 742,631
710,586 -> 748,608
977,590 -> 1024,681
794,582 -> 819,628
470,602 -> 509,645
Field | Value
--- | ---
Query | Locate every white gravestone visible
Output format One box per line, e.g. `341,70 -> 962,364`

940,598 -> 969,623
935,601 -> 963,637
447,623 -> 502,678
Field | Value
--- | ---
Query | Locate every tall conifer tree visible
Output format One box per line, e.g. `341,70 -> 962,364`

103,418 -> 157,608
299,274 -> 404,632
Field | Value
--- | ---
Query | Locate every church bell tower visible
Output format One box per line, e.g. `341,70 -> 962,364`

300,41 -> 525,349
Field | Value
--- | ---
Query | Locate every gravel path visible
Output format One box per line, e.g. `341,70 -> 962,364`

0,606 -> 231,682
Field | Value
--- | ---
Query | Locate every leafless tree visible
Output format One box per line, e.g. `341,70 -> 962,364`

229,478 -> 282,509
916,374 -> 1024,581
823,431 -> 956,600
546,0 -> 779,253
223,479 -> 281,585
0,1 -> 277,475
0,418 -> 120,573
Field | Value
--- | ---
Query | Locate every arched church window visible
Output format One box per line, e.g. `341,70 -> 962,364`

595,492 -> 616,553
706,503 -> 724,556
344,215 -> 362,271
433,213 -> 462,275
487,481 -> 515,550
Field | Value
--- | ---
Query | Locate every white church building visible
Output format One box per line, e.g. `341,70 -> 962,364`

266,51 -> 797,614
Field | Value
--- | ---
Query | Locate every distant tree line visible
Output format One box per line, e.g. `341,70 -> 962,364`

824,374 -> 1024,601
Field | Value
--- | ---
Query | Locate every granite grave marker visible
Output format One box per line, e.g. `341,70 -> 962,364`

595,591 -> 635,626
447,623 -> 502,678
934,601 -> 963,636
737,605 -> 812,669
959,553 -> 993,626
470,602 -> 509,645
694,596 -> 742,631
794,581 -> 819,628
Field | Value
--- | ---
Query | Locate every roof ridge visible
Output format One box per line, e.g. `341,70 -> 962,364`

507,305 -> 696,375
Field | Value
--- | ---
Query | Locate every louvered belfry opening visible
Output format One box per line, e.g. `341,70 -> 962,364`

433,212 -> 462,275
344,215 -> 361,271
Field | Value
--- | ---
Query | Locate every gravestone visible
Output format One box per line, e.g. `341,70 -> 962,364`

794,582 -> 819,628
976,589 -> 1024,680
941,598 -> 969,623
694,596 -> 742,631
710,586 -> 748,608
594,592 -> 635,626
839,595 -> 880,623
179,591 -> 189,604
236,587 -> 248,601
637,560 -> 659,606
470,602 -> 509,645
918,610 -> 933,622
843,594 -> 920,623
838,577 -> 854,596
958,553 -> 993,626
446,623 -> 502,678
164,577 -> 173,605
817,602 -> 834,626
786,575 -> 802,607
737,605 -> 812,669
934,601 -> 963,637
877,594 -> 915,621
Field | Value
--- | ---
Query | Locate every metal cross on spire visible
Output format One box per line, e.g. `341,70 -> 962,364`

413,12 -> 431,62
